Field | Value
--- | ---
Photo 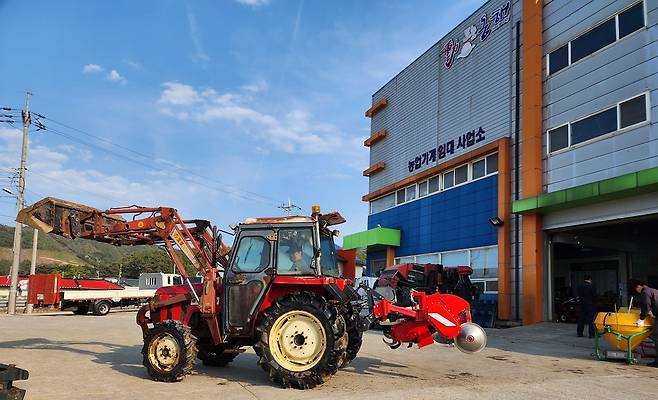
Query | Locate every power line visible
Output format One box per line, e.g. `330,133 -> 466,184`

37,115 -> 281,205
39,124 -> 278,206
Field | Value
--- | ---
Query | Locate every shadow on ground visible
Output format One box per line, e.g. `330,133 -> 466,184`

0,337 -> 417,388
0,337 -> 148,379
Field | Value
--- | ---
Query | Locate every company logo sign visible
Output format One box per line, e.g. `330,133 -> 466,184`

441,1 -> 511,69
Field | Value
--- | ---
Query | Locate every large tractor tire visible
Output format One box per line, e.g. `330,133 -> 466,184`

142,320 -> 197,382
342,328 -> 363,367
254,292 -> 346,389
339,305 -> 363,367
92,300 -> 111,316
197,343 -> 240,367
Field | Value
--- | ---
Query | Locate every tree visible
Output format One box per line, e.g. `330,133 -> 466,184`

120,249 -> 177,278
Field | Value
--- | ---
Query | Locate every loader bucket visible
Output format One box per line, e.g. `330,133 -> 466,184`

595,310 -> 655,352
16,197 -> 123,238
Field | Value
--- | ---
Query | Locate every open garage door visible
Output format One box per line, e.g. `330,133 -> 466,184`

547,215 -> 658,322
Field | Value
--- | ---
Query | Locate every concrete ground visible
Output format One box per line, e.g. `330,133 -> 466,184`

0,311 -> 656,400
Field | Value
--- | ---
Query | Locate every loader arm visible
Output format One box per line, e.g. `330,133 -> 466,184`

16,197 -> 228,322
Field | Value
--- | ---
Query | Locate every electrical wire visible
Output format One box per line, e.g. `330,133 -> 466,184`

2,107 -> 285,209
40,124 -> 278,206
38,115 -> 282,205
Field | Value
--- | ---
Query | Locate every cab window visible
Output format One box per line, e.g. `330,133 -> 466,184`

277,228 -> 314,275
232,236 -> 270,272
320,235 -> 339,277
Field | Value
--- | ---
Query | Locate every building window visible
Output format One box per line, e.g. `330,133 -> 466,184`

397,256 -> 414,264
405,185 -> 416,202
418,181 -> 428,197
428,176 -> 440,193
547,93 -> 649,154
548,44 -> 569,75
619,2 -> 644,39
548,125 -> 569,153
619,94 -> 647,128
570,18 -> 616,63
370,193 -> 395,214
547,2 -> 645,75
371,260 -> 386,276
442,250 -> 468,266
486,153 -> 498,174
416,254 -> 440,264
443,170 -> 454,189
368,152 -> 500,214
391,246 -> 498,293
454,165 -> 468,185
396,189 -> 406,205
472,159 -> 486,179
571,107 -> 617,145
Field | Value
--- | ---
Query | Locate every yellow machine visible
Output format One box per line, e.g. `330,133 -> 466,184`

594,309 -> 655,364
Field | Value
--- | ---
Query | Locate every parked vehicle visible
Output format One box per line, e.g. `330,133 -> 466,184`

27,272 -> 181,315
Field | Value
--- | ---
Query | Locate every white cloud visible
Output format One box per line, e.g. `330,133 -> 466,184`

157,81 -> 362,156
235,0 -> 270,6
82,64 -> 103,74
241,79 -> 268,93
0,127 -> 209,213
106,69 -> 126,84
158,82 -> 202,107
186,5 -> 210,65
123,60 -> 143,70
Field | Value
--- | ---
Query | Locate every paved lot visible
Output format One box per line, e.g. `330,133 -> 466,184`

0,311 -> 656,400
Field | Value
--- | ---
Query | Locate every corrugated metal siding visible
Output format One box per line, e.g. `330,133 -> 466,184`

368,46 -> 440,193
543,0 -> 658,192
367,175 -> 498,257
367,0 -> 519,194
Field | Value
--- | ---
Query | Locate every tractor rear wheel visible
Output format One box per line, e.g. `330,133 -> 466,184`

341,328 -> 363,367
254,292 -> 346,389
339,305 -> 363,367
197,344 -> 240,367
142,320 -> 197,382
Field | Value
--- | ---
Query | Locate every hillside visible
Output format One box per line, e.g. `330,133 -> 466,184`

0,224 -> 192,278
0,224 -> 136,265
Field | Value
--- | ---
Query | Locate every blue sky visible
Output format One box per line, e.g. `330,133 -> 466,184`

0,0 -> 485,242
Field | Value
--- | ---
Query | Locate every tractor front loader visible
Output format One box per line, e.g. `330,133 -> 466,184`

17,197 -> 487,389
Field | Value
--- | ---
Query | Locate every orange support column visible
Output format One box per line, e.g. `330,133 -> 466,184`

497,138 -> 511,320
386,246 -> 396,267
521,0 -> 545,324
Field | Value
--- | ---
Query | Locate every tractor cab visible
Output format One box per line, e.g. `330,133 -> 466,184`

222,206 -> 345,336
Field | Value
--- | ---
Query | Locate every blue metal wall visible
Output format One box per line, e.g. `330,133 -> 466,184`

367,175 -> 498,258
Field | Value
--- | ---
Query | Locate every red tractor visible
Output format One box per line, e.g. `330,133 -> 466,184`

18,198 -> 487,389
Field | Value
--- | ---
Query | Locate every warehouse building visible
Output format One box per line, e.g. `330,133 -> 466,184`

343,0 -> 658,324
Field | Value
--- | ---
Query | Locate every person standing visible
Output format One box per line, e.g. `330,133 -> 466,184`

576,275 -> 597,338
629,279 -> 658,367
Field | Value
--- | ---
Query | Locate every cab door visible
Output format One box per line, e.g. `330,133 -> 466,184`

223,229 -> 274,336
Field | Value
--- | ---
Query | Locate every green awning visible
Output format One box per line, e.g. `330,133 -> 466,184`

512,166 -> 658,214
342,227 -> 400,250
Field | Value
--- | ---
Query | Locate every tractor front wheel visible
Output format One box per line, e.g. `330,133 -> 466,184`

142,320 -> 197,382
254,292 -> 346,389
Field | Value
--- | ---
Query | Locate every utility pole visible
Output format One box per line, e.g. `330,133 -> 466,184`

25,228 -> 38,314
7,92 -> 31,315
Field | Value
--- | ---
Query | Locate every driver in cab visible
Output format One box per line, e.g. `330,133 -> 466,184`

288,245 -> 312,274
